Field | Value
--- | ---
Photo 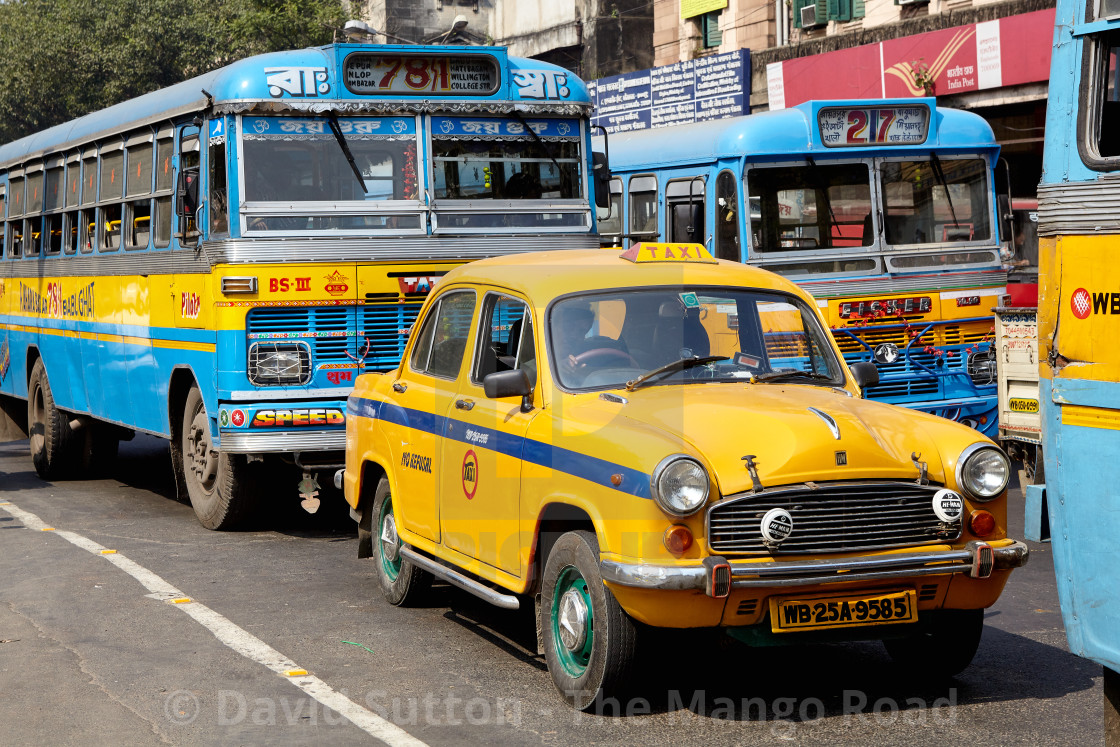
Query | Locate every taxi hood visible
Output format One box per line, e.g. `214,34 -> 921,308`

610,384 -> 952,496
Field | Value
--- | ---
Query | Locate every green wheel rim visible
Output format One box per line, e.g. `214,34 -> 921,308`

551,565 -> 594,677
378,494 -> 402,582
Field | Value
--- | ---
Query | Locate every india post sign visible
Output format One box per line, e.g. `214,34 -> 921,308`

588,49 -> 749,134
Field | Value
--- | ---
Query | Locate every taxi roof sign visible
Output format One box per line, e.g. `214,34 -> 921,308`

620,243 -> 717,264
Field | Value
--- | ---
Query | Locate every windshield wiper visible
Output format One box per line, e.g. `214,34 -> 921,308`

327,113 -> 368,195
626,356 -> 728,391
929,153 -> 959,231
752,370 -> 837,384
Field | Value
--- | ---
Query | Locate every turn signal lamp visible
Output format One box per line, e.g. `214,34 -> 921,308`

969,509 -> 996,538
663,524 -> 693,554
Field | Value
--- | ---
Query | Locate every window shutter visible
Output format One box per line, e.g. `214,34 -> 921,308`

703,11 -> 723,47
853,0 -> 865,17
832,0 -> 852,21
815,0 -> 829,24
793,0 -> 809,27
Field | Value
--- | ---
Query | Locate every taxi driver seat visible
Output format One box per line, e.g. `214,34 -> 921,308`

652,301 -> 710,362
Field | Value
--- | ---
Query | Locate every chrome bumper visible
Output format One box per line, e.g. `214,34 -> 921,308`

600,541 -> 1029,595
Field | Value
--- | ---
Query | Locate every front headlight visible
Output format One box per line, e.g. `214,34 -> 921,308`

956,444 -> 1010,501
651,455 -> 710,517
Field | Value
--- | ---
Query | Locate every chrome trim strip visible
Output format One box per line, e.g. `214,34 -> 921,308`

1038,179 -> 1120,237
218,430 -> 346,453
400,547 -> 520,610
792,269 -> 1007,299
807,407 -> 840,440
227,388 -> 355,401
600,541 -> 1028,591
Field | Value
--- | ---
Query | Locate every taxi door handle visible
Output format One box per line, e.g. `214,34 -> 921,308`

392,382 -> 407,393
455,398 -> 475,411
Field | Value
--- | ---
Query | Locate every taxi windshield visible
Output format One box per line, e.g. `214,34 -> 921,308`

549,287 -> 844,390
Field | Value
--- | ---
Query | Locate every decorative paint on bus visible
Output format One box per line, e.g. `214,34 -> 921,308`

598,98 -> 1003,437
0,42 -> 600,530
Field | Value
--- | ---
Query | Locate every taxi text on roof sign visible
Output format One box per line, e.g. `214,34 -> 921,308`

620,243 -> 718,264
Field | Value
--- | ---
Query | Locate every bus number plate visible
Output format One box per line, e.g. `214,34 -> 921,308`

770,590 -> 917,632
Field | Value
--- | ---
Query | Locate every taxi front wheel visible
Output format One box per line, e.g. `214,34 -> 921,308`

541,530 -> 637,710
372,477 -> 431,606
882,608 -> 984,677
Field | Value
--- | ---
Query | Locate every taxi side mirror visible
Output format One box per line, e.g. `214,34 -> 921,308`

849,361 -> 879,389
483,369 -> 531,399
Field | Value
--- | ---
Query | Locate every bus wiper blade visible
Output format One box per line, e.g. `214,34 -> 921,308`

752,370 -> 836,384
328,113 -> 368,195
929,153 -> 959,230
626,355 -> 728,391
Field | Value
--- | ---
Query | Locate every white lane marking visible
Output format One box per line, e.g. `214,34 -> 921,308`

1,502 -> 427,747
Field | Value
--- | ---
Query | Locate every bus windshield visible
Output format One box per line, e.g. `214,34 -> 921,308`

881,158 -> 991,245
749,162 -> 873,252
241,115 -> 421,231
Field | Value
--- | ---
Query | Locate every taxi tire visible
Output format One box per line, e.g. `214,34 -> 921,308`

27,358 -> 78,480
372,477 -> 431,606
882,608 -> 984,677
181,386 -> 257,530
540,530 -> 637,710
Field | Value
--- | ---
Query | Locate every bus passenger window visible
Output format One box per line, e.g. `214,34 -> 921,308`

44,215 -> 62,255
62,212 -> 77,254
1091,33 -> 1120,158
154,196 -> 172,247
127,200 -> 151,250
24,216 -> 42,257
596,177 -> 623,245
716,170 -> 740,261
629,176 -> 658,240
7,222 -> 21,258
79,208 -> 95,252
666,178 -> 705,244
0,191 -> 5,257
101,204 -> 122,251
208,129 -> 229,236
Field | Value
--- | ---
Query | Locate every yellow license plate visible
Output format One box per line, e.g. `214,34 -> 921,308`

769,590 -> 918,632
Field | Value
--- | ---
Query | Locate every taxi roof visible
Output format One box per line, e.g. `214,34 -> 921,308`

440,248 -> 811,304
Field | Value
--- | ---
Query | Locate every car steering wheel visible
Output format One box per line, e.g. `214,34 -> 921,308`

572,348 -> 639,368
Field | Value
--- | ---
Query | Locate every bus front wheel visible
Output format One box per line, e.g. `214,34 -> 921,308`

27,359 -> 77,480
181,386 -> 256,530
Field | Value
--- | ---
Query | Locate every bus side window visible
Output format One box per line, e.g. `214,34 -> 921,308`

0,189 -> 5,258
596,177 -> 623,246
1091,33 -> 1120,159
176,126 -> 200,246
715,170 -> 740,261
208,119 -> 229,236
628,175 -> 658,244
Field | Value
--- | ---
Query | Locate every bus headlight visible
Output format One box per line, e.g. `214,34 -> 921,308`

651,455 -> 709,517
956,444 -> 1010,501
248,341 -> 312,386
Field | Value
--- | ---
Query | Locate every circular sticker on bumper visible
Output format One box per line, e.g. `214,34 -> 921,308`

760,507 -> 793,544
933,489 -> 964,522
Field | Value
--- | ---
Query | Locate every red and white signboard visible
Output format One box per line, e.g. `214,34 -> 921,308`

767,9 -> 1054,108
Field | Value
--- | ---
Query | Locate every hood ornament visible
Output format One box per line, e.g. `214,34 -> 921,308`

741,454 -> 764,493
912,452 -> 928,485
807,407 -> 840,440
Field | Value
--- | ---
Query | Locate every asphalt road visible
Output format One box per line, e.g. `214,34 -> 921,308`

0,435 -> 1104,746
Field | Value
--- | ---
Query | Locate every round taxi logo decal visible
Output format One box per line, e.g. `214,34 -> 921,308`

932,489 -> 964,523
1071,288 -> 1092,320
219,409 -> 229,427
231,409 -> 246,427
461,450 -> 478,500
760,507 -> 793,545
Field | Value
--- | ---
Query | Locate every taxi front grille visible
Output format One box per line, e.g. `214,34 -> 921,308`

706,481 -> 960,555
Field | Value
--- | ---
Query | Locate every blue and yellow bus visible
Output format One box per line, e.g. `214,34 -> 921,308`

598,99 -> 1004,437
1030,0 -> 1120,728
0,42 -> 602,529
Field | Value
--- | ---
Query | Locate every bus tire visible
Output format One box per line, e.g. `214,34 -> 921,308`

27,359 -> 77,480
883,608 -> 984,677
181,386 -> 256,530
540,530 -> 637,710
371,476 -> 431,606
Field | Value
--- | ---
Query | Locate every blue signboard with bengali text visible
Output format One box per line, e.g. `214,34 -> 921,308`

588,50 -> 750,134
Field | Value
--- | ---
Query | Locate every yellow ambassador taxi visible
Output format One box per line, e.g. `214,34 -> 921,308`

340,243 -> 1029,710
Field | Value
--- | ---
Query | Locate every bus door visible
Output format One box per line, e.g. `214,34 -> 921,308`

666,177 -> 706,246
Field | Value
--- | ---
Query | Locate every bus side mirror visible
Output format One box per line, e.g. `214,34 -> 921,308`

849,361 -> 879,389
592,151 -> 611,209
177,167 -> 200,217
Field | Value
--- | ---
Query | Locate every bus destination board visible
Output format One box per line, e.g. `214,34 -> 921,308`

818,105 -> 929,147
344,54 -> 499,96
